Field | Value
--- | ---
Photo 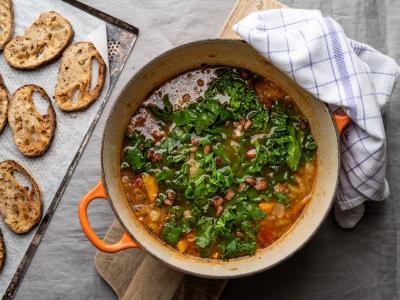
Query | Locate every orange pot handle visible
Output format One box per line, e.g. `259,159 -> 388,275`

78,180 -> 139,252
333,113 -> 351,135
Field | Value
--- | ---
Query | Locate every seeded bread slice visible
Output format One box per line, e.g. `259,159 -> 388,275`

0,160 -> 42,234
4,11 -> 74,70
0,0 -> 13,50
55,42 -> 106,112
0,74 -> 9,133
0,229 -> 5,272
8,85 -> 56,157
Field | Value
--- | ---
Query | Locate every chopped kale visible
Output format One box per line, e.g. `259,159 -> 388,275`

123,67 -> 318,259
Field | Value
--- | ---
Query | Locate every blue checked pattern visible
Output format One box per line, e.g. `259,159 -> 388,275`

234,9 -> 400,227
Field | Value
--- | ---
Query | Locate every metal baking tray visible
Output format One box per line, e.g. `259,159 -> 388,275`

4,1 -> 139,298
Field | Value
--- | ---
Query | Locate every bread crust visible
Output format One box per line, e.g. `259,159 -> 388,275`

55,42 -> 106,112
0,0 -> 14,50
8,85 -> 56,157
4,11 -> 74,70
0,229 -> 5,272
0,160 -> 42,234
0,74 -> 9,133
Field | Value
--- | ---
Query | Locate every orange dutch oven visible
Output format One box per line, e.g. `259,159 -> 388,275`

78,39 -> 350,278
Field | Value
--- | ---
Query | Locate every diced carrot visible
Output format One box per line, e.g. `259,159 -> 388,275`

177,240 -> 188,253
259,202 -> 274,214
142,173 -> 158,202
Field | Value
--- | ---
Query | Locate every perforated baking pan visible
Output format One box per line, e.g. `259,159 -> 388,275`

4,1 -> 139,298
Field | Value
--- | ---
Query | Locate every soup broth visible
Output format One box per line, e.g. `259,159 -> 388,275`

121,67 -> 317,259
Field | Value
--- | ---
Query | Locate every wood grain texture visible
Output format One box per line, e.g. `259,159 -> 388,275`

94,220 -> 146,299
94,0 -> 285,299
219,0 -> 286,39
122,256 -> 183,300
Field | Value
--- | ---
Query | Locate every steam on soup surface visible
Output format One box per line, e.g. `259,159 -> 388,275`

121,67 -> 317,259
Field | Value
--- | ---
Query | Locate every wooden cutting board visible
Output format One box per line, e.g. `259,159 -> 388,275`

94,1 -> 286,299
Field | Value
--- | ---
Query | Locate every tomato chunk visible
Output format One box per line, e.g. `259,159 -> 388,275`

257,226 -> 277,247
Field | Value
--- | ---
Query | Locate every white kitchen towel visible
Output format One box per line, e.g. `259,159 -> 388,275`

234,9 -> 400,228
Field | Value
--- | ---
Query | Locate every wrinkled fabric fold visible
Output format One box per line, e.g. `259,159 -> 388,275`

233,9 -> 399,228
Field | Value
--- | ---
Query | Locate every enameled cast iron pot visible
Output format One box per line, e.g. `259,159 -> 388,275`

78,39 -> 350,278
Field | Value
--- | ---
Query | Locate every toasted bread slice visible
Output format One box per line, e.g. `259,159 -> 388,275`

8,85 -> 56,157
0,229 -> 5,272
0,0 -> 13,50
0,160 -> 42,234
55,42 -> 106,112
0,74 -> 9,133
4,11 -> 74,70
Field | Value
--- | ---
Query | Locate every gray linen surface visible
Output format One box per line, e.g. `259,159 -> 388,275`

15,0 -> 400,299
